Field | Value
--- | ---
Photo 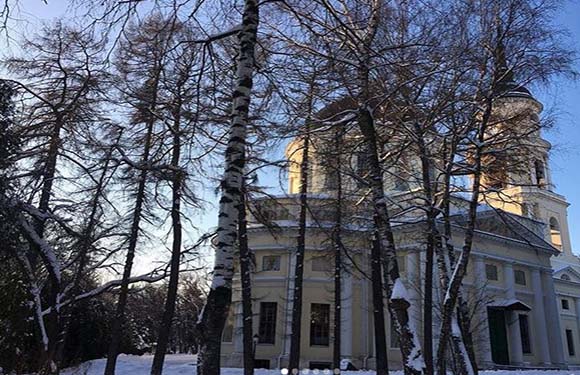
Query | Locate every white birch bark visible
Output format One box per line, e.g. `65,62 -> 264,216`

196,1 -> 259,374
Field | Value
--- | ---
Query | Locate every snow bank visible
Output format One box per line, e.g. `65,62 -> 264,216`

52,355 -> 580,375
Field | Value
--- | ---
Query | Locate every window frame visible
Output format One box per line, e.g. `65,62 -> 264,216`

562,299 -> 570,310
514,269 -> 527,286
519,314 -> 532,354
566,329 -> 576,356
310,303 -> 330,347
485,264 -> 499,281
262,255 -> 281,272
258,302 -> 277,344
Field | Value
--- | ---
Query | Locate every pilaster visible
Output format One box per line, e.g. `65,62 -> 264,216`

473,255 -> 493,365
503,262 -> 523,366
530,268 -> 551,365
542,270 -> 566,367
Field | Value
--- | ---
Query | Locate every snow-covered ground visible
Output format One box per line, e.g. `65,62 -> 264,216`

57,355 -> 580,375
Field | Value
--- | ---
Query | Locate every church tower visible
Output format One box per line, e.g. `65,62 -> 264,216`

480,48 -> 573,256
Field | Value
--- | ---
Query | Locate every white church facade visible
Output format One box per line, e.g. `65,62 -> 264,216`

219,75 -> 580,370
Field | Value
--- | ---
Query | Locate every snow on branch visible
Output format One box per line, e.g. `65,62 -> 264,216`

16,209 -> 61,283
43,270 -> 166,316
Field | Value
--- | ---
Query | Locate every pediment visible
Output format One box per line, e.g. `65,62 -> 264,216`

554,265 -> 580,283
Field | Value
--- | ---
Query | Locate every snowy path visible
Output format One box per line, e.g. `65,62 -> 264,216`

58,355 -> 580,375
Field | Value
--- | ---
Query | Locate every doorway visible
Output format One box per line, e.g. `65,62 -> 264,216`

487,308 -> 510,365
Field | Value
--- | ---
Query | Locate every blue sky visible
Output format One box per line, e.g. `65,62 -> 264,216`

534,1 -> 580,252
4,0 -> 580,257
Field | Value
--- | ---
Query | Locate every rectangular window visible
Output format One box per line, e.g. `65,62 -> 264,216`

222,309 -> 234,342
254,359 -> 270,369
514,270 -> 527,286
566,329 -> 576,356
258,302 -> 277,344
310,303 -> 330,346
486,264 -> 498,281
312,256 -> 331,272
519,314 -> 532,354
262,255 -> 281,271
390,316 -> 400,348
562,299 -> 570,310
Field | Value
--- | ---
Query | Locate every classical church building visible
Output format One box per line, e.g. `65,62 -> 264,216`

220,69 -> 580,370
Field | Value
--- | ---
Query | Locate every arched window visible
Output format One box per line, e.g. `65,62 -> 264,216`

561,274 -> 571,281
534,160 -> 546,187
550,217 -> 563,250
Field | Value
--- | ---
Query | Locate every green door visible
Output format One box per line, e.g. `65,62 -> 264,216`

488,308 -> 510,365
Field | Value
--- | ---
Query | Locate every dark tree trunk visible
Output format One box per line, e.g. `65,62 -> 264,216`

371,234 -> 389,375
332,129 -> 343,370
105,83 -> 159,375
151,112 -> 183,375
414,122 -> 435,375
33,116 -> 64,375
357,107 -> 424,375
288,128 -> 310,371
238,182 -> 254,375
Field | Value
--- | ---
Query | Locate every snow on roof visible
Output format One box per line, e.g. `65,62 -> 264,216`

488,298 -> 531,311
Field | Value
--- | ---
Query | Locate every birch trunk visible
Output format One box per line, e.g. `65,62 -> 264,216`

196,2 -> 259,374
238,181 -> 254,375
435,98 -> 493,375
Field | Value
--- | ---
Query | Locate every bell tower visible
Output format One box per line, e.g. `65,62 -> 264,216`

480,47 -> 573,255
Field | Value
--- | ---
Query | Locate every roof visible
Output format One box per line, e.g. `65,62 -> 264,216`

488,298 -> 531,311
493,39 -> 535,100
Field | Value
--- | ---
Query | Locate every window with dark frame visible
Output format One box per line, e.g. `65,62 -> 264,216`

262,255 -> 281,271
485,264 -> 498,281
534,159 -> 546,187
310,303 -> 330,346
258,302 -> 277,344
566,329 -> 576,356
519,314 -> 532,354
562,299 -> 570,310
514,270 -> 526,286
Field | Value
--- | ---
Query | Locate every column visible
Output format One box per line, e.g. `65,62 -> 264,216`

542,270 -> 566,367
576,298 -> 580,351
233,302 -> 244,353
503,262 -> 523,366
406,251 -> 421,333
530,268 -> 551,365
473,255 -> 493,365
341,258 -> 353,360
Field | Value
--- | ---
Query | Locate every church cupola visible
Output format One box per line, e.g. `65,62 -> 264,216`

477,40 -> 574,255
